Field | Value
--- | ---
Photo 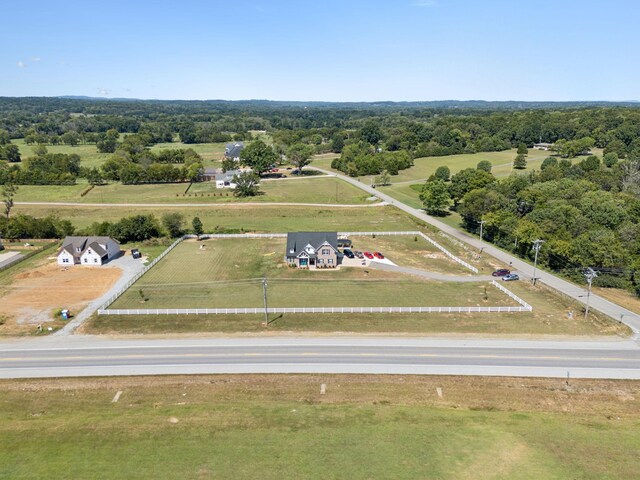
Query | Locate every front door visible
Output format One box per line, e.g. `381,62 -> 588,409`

309,258 -> 315,267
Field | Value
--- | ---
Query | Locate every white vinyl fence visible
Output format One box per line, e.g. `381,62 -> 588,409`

98,231 -> 520,315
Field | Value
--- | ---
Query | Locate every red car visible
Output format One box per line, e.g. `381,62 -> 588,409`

363,251 -> 374,259
373,252 -> 384,259
492,269 -> 510,277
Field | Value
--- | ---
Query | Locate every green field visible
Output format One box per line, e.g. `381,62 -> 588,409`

14,177 -> 372,205
13,139 -> 226,169
313,149 -> 605,210
2,374 -> 639,479
12,204 -> 422,231
111,238 -> 507,310
103,238 -> 628,337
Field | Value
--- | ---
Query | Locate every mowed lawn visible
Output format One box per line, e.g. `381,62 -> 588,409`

112,239 -> 508,309
2,375 -> 640,480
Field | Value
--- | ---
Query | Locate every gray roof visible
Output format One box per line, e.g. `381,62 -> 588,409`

59,236 -> 117,260
286,232 -> 339,258
225,142 -> 244,159
215,169 -> 242,182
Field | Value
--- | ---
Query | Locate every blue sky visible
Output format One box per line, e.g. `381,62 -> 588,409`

2,0 -> 638,101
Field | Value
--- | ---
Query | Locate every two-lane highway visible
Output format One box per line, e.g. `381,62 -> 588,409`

2,336 -> 640,379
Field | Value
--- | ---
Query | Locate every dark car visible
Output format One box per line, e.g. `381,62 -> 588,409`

373,252 -> 384,259
364,251 -> 374,259
492,269 -> 510,277
131,248 -> 141,259
291,169 -> 301,175
502,273 -> 519,281
343,249 -> 355,259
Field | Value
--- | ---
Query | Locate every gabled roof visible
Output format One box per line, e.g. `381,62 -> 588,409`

286,232 -> 339,257
224,142 -> 244,159
58,236 -> 118,260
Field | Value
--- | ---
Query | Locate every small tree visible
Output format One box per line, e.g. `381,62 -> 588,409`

603,152 -> 619,168
192,216 -> 204,236
2,183 -> 17,238
434,165 -> 450,182
476,160 -> 492,173
420,179 -> 452,216
540,156 -> 558,170
513,154 -> 527,170
233,171 -> 261,197
162,212 -> 185,238
517,143 -> 528,155
378,169 -> 391,186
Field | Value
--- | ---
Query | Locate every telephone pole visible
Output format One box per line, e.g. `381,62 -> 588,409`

262,276 -> 269,326
478,220 -> 486,242
584,268 -> 598,319
531,239 -> 544,285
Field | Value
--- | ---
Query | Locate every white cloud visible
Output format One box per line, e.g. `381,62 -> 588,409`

17,61 -> 26,68
31,56 -> 41,62
411,0 -> 437,6
96,88 -> 111,96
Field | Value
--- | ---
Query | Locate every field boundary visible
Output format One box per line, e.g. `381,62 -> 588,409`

0,241 -> 60,273
97,232 -> 523,315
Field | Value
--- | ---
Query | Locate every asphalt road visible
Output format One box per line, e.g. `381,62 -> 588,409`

313,167 -> 640,335
15,201 -> 386,208
1,336 -> 639,379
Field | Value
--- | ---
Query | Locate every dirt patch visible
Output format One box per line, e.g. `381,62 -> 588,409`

0,261 -> 122,333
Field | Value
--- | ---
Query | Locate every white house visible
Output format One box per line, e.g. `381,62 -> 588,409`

57,236 -> 121,266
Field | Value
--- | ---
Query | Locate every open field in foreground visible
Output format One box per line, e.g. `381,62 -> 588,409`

1,374 -> 639,479
14,177 -> 372,205
111,239 -> 504,310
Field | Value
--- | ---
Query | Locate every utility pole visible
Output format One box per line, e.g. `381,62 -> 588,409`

584,268 -> 598,319
262,276 -> 269,326
531,239 -> 544,286
478,220 -> 486,242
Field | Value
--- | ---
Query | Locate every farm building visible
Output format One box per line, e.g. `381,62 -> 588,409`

533,142 -> 554,150
285,232 -> 343,268
57,236 -> 121,266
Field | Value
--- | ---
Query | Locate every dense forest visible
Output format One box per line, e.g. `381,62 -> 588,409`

1,97 -> 640,295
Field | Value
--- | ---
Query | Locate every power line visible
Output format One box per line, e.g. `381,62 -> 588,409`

531,239 -> 544,286
584,267 -> 598,319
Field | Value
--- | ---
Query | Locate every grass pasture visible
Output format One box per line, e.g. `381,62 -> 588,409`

2,374 -> 640,479
13,177 -> 373,205
111,238 -> 507,310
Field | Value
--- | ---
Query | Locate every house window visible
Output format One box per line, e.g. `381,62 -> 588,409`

317,259 -> 324,264
322,249 -> 330,255
94,258 -> 98,264
62,258 -> 69,263
328,259 -> 334,264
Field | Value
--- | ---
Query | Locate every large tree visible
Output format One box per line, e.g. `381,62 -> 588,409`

240,140 -> 278,175
287,143 -> 315,172
233,171 -> 261,197
420,179 -> 452,216
162,212 -> 185,238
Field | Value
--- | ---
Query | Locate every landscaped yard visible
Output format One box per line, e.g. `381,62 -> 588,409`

98,238 -> 629,337
111,238 -> 507,310
2,374 -> 639,479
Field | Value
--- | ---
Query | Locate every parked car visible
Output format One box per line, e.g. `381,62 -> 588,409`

492,269 -> 510,277
373,252 -> 384,259
291,169 -> 301,175
131,248 -> 141,259
364,252 -> 374,259
502,273 -> 519,281
355,251 -> 364,259
270,168 -> 279,173
343,249 -> 355,259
